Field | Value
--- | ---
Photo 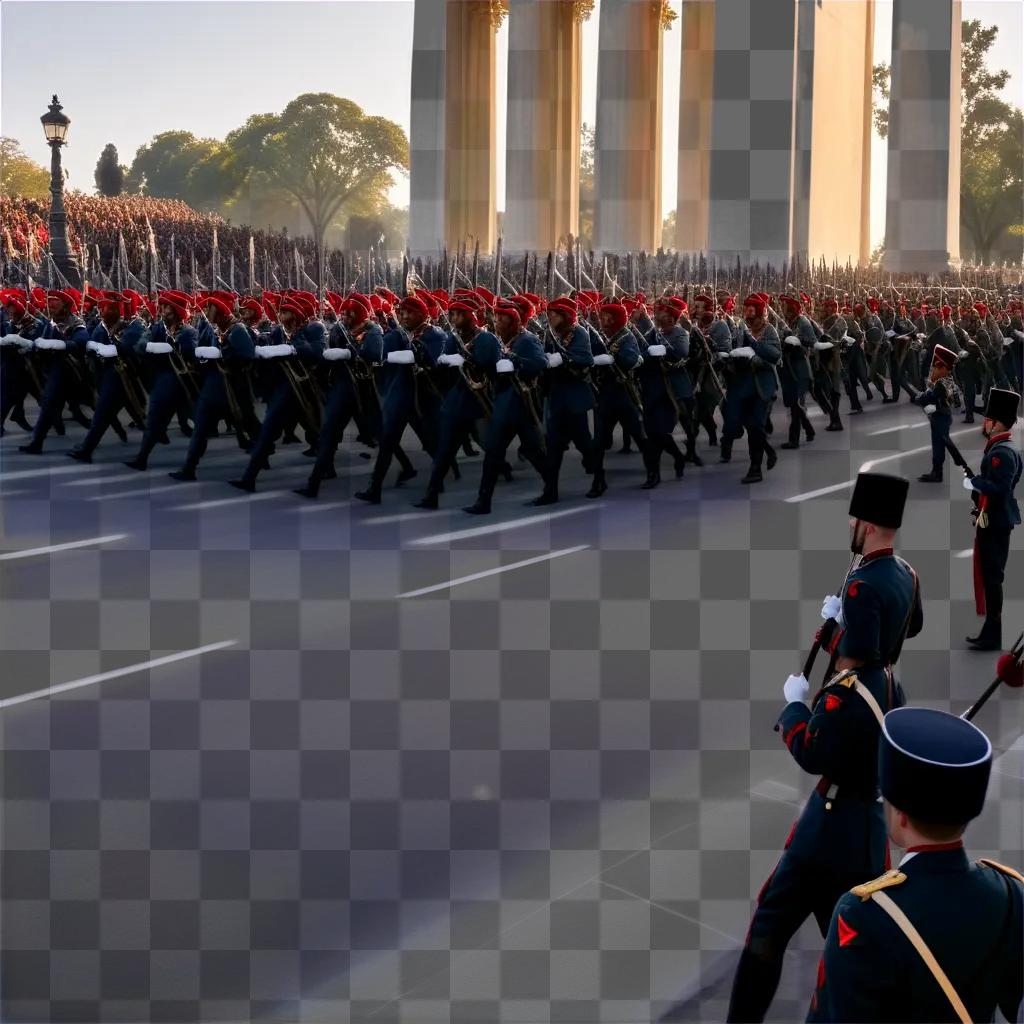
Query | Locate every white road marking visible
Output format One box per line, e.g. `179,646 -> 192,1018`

294,500 -> 352,513
0,533 -> 128,562
399,544 -> 590,598
0,463 -> 99,483
172,490 -> 288,511
0,640 -> 238,709
66,471 -> 159,487
869,421 -> 928,436
786,426 -> 979,503
90,483 -> 193,500
410,503 -> 604,546
366,509 -> 450,525
955,548 -> 974,559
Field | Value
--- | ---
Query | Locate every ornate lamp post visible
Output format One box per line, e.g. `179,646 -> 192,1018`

40,94 -> 82,288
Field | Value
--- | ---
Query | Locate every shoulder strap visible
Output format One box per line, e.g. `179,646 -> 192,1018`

890,557 -> 920,664
870,890 -> 973,1024
851,678 -> 886,727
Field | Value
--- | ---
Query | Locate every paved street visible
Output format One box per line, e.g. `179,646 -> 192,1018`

1,396 -> 1022,1024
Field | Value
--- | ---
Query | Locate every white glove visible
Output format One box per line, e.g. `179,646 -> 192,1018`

647,344 -> 667,357
783,673 -> 810,704
194,346 -> 221,360
86,339 -> 101,354
885,329 -> 897,338
813,340 -> 834,351
841,335 -> 856,344
322,347 -> 350,361
957,350 -> 969,360
546,352 -> 563,369
146,341 -> 172,355
98,344 -> 118,358
443,353 -> 465,368
821,594 -> 843,623
916,332 -> 927,340
593,353 -> 614,366
495,358 -> 514,374
730,346 -> 755,359
783,335 -> 801,347
387,349 -> 415,365
963,475 -> 976,492
254,345 -> 272,358
36,338 -> 67,351
923,404 -> 936,415
1013,330 -> 1024,341
1004,337 -> 1015,348
14,334 -> 35,350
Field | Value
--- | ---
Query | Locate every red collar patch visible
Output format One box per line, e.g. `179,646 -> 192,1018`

837,914 -> 859,947
824,694 -> 842,712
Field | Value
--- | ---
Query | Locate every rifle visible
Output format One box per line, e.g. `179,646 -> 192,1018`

961,632 -> 1024,721
802,553 -> 861,680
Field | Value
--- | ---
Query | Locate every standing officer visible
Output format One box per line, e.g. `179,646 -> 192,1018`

963,388 -> 1021,651
727,471 -> 923,1023
807,706 -> 1022,1023
910,344 -> 961,483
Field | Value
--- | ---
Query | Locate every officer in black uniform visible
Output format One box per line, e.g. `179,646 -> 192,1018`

963,388 -> 1021,651
727,472 -> 923,1023
808,705 -> 1023,1023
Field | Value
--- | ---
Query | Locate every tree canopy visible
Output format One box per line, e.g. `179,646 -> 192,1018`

94,143 -> 125,196
1,137 -> 50,200
126,131 -> 224,203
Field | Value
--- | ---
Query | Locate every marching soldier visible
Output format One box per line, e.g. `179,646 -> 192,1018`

295,293 -> 383,499
463,299 -> 548,516
859,299 -> 892,401
1003,300 -> 1023,390
169,295 -> 258,481
812,298 -> 846,430
910,344 -> 961,483
413,297 -> 500,509
688,293 -> 730,448
229,294 -> 325,492
0,289 -> 40,436
778,294 -> 817,449
19,288 -> 90,454
124,293 -> 197,471
727,471 -> 922,1023
68,292 -> 145,462
588,300 -> 647,498
720,294 -> 781,484
883,299 -> 918,403
530,295 -> 597,505
842,305 -> 872,412
354,294 -> 445,504
807,706 -> 1022,1023
954,305 -> 988,424
962,388 -> 1021,651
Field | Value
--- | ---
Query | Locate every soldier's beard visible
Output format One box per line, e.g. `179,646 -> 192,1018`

850,521 -> 867,555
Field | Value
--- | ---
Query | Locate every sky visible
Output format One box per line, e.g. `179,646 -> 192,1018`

2,0 -> 1021,247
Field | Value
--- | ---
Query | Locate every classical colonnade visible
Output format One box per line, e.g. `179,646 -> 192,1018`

408,0 -> 962,271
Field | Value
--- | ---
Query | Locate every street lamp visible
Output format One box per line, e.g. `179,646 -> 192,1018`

40,94 -> 81,288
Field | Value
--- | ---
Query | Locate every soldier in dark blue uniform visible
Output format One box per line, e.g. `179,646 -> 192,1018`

354,294 -> 446,504
909,344 -> 961,483
168,295 -> 258,481
1004,301 -> 1023,391
779,294 -> 816,450
587,301 -> 648,497
962,388 -> 1021,651
229,295 -> 325,492
687,293 -> 731,448
68,293 -> 145,462
720,294 -> 781,484
123,293 -> 197,471
529,296 -> 597,505
463,300 -> 548,515
19,288 -> 90,454
808,706 -> 1022,1023
727,472 -> 923,1023
413,298 -> 500,509
0,290 -> 40,436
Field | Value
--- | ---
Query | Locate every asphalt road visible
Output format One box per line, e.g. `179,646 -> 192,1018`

1,394 -> 1021,1024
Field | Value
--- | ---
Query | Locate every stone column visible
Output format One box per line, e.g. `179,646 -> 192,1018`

445,0 -> 503,253
882,0 -> 961,272
594,0 -> 667,252
409,0 -> 448,257
504,0 -> 586,253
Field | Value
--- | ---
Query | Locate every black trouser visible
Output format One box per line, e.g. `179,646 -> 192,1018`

425,407 -> 476,494
78,365 -> 126,455
592,388 -> 648,476
544,408 -> 595,493
477,398 -> 547,505
977,525 -> 1012,631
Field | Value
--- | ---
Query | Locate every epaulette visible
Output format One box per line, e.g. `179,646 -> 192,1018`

851,869 -> 907,901
829,669 -> 859,689
979,859 -> 1024,884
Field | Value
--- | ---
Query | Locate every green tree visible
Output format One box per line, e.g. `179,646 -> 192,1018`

225,94 -> 408,257
126,131 -> 223,200
0,137 -> 50,199
661,209 -> 676,251
873,20 -> 1022,263
94,143 -> 125,196
578,122 -> 595,248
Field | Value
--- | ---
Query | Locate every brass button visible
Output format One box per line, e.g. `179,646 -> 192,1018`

825,801 -> 833,811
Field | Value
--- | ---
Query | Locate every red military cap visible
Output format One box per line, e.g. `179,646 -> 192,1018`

932,344 -> 957,370
546,297 -> 577,322
973,302 -> 989,319
158,292 -> 190,321
238,296 -> 265,316
47,288 -> 80,312
655,296 -> 686,320
431,288 -> 450,303
694,293 -> 715,309
494,299 -> 522,324
473,286 -> 496,308
599,302 -> 628,332
781,293 -> 802,313
375,287 -> 400,306
867,297 -> 880,314
508,294 -> 535,324
203,295 -> 234,319
448,299 -> 482,327
4,295 -> 27,318
279,297 -> 311,320
743,294 -> 768,317
400,295 -> 430,320
821,297 -> 839,312
341,294 -> 373,321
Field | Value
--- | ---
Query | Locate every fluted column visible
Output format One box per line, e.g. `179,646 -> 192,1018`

504,0 -> 586,253
445,0 -> 503,253
882,0 -> 961,272
594,0 -> 668,252
676,0 -> 715,253
409,0 -> 448,256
